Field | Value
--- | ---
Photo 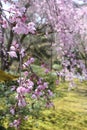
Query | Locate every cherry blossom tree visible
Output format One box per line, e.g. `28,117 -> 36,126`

0,0 -> 53,129
1,0 -> 87,129
32,0 -> 87,80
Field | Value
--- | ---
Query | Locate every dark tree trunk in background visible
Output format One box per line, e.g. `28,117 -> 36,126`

0,2 -> 9,71
51,42 -> 53,71
0,1 -> 5,70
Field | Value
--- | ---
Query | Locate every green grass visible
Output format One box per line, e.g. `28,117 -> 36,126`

19,80 -> 87,130
1,80 -> 87,130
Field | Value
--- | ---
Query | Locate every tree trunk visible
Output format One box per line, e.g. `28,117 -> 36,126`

0,1 -> 5,70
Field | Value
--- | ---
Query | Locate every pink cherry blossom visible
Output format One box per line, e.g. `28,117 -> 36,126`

2,20 -> 8,28
10,107 -> 15,115
10,119 -> 21,128
32,94 -> 37,99
18,98 -> 26,107
24,71 -> 29,77
20,48 -> 25,57
13,22 -> 29,34
10,46 -> 16,51
47,90 -> 53,96
28,22 -> 36,34
8,51 -> 17,58
16,86 -> 27,94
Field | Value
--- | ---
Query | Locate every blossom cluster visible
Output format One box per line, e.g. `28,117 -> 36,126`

2,2 -> 36,35
9,55 -> 53,129
10,74 -> 53,128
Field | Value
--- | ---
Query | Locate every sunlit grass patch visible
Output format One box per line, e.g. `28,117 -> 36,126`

18,81 -> 87,130
1,80 -> 87,130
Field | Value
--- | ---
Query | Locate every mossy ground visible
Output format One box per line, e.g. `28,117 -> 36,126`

0,70 -> 18,82
1,80 -> 87,130
20,80 -> 87,130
